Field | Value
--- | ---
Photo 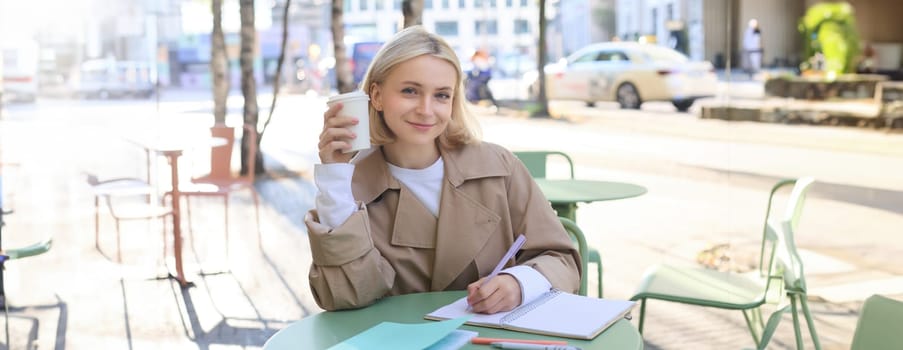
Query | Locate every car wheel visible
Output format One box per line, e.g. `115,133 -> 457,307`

585,101 -> 596,108
672,99 -> 694,112
616,83 -> 641,109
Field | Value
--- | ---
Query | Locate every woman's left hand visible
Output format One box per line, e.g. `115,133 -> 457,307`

465,274 -> 523,314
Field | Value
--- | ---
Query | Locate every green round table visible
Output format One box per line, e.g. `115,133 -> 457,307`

264,291 -> 643,350
534,179 -> 647,221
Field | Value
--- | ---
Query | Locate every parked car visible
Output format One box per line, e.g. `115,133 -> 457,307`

1,39 -> 39,103
71,59 -> 154,99
525,42 -> 717,111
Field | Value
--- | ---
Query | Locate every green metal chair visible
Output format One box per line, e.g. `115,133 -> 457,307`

630,177 -> 820,349
559,217 -> 589,296
771,178 -> 822,350
512,151 -> 574,180
0,230 -> 53,347
514,151 -> 604,298
849,294 -> 903,350
0,174 -> 54,346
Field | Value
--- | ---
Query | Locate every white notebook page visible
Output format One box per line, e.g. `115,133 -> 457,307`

505,292 -> 634,338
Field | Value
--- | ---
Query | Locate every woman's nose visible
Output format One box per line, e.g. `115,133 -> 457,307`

415,96 -> 432,114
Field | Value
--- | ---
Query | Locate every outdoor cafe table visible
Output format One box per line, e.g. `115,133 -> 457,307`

263,291 -> 643,350
534,179 -> 647,221
128,136 -> 227,287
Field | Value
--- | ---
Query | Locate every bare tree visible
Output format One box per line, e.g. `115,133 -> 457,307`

402,0 -> 423,28
211,0 -> 229,125
331,0 -> 354,93
239,0 -> 263,174
259,0 -> 292,145
532,0 -> 551,118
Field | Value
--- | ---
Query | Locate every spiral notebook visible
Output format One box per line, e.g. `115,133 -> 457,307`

424,289 -> 635,340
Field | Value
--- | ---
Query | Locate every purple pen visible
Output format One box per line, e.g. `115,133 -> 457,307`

467,234 -> 527,311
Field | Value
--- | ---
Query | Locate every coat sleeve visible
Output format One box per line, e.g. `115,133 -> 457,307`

304,206 -> 396,311
503,151 -> 582,294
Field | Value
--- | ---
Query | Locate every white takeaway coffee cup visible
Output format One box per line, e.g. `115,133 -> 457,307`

326,90 -> 371,153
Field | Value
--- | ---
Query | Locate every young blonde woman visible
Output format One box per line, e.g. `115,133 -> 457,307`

307,26 -> 580,313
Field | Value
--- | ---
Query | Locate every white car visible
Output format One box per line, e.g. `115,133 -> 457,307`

71,60 -> 155,99
526,42 -> 718,111
1,39 -> 39,103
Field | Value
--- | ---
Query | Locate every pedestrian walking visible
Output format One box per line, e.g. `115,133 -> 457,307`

743,19 -> 764,79
465,49 -> 499,109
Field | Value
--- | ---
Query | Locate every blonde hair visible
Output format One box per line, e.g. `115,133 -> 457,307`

361,25 -> 481,148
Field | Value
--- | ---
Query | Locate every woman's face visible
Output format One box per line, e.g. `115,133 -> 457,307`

371,54 -> 457,148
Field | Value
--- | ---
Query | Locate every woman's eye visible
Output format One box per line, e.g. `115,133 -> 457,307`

401,87 -> 417,94
436,93 -> 451,100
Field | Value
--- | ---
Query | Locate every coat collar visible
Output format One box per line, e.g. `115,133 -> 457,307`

352,143 -> 510,204
441,142 -> 511,186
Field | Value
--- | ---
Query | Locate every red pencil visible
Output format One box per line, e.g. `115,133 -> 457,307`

471,337 -> 569,346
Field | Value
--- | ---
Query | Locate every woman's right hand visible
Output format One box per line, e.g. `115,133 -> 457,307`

318,103 -> 359,164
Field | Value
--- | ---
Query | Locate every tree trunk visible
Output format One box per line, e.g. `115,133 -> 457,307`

259,0 -> 291,146
402,0 -> 424,28
331,0 -> 354,93
239,0 -> 263,175
211,0 -> 229,125
532,0 -> 551,118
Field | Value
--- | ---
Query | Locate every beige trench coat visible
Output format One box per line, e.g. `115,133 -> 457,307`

305,141 -> 581,311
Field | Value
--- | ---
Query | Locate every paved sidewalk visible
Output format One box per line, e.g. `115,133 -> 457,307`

1,93 -> 899,349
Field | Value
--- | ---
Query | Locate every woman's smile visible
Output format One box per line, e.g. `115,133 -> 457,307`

407,120 -> 435,131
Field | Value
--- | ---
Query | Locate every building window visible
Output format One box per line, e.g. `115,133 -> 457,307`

475,20 -> 498,35
394,0 -> 401,10
666,3 -> 673,20
519,0 -> 526,6
506,0 -> 513,7
435,21 -> 459,36
489,0 -> 496,7
459,0 -> 466,9
376,0 -> 384,10
651,8 -> 658,34
442,0 -> 450,9
514,19 -> 529,34
344,0 -> 352,12
359,0 -> 368,11
425,0 -> 433,9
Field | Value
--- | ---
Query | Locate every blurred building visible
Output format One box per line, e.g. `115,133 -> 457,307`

342,0 -> 540,65
340,0 -> 611,77
616,0 -> 903,71
558,0 -> 615,57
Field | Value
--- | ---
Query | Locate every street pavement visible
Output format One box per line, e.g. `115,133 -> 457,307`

0,86 -> 900,349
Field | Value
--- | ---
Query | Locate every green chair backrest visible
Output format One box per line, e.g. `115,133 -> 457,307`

559,217 -> 589,296
756,177 -> 814,301
851,294 -> 903,350
513,151 -> 575,179
772,177 -> 815,294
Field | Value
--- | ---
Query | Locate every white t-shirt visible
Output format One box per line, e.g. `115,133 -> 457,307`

386,158 -> 443,216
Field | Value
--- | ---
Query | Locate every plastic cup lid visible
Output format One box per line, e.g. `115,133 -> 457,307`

327,90 -> 369,105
